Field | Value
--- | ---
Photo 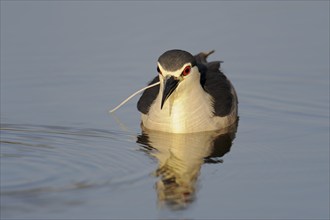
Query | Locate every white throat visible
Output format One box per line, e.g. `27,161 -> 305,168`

141,71 -> 217,133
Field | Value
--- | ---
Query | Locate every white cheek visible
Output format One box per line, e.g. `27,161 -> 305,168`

177,71 -> 199,92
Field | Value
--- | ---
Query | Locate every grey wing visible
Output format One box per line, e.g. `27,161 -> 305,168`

137,76 -> 160,114
195,51 -> 236,117
203,69 -> 235,117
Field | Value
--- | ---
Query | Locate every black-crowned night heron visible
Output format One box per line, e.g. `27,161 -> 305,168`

137,49 -> 238,133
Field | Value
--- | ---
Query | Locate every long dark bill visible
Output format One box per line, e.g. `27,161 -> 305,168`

161,76 -> 180,109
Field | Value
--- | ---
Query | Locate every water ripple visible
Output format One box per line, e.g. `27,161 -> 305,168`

0,124 -> 150,196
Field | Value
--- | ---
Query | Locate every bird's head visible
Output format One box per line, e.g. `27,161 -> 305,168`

157,49 -> 200,109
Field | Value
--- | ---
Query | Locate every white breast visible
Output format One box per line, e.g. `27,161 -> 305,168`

141,80 -> 235,133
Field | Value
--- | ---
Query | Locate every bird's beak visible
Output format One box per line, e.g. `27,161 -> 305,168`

161,75 -> 180,109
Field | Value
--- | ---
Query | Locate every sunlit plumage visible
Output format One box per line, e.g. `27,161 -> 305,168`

137,49 -> 238,133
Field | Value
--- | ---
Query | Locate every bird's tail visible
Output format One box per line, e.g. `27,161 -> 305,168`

194,50 -> 223,71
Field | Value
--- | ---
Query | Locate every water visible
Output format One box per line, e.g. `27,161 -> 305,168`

1,1 -> 329,219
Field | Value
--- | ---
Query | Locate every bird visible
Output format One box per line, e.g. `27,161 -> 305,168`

137,49 -> 238,133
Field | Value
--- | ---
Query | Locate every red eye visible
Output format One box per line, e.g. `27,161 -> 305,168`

182,66 -> 191,76
157,66 -> 162,75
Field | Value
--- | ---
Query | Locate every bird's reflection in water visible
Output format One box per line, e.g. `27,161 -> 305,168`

137,121 -> 238,210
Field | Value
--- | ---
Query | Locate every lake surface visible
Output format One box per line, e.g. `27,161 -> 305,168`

1,1 -> 329,219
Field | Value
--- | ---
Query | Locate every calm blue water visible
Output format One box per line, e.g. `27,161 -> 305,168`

1,1 -> 329,219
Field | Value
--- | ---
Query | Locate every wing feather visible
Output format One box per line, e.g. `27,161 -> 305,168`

195,51 -> 235,117
137,76 -> 160,114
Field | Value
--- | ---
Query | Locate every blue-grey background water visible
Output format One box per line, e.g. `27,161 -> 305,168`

1,1 -> 329,219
